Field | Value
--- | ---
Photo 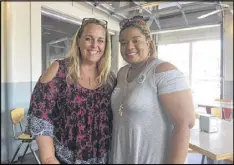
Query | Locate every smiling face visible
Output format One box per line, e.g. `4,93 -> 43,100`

78,23 -> 106,64
119,27 -> 150,65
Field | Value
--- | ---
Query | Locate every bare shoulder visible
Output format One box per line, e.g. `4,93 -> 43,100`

155,62 -> 177,73
40,61 -> 60,83
118,64 -> 129,76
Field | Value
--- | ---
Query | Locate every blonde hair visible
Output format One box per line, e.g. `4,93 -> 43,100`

66,20 -> 111,87
119,19 -> 156,58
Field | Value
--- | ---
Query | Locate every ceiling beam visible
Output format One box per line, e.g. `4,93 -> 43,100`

84,1 -> 123,20
99,3 -> 127,19
149,8 -> 220,33
114,4 -> 142,13
112,1 -> 120,9
93,1 -> 107,6
114,1 -> 167,13
141,1 -> 168,8
141,3 -> 217,18
132,1 -> 161,30
176,2 -> 188,26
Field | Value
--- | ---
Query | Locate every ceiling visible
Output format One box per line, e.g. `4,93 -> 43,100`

41,1 -> 233,44
83,1 -> 233,31
84,1 -> 233,19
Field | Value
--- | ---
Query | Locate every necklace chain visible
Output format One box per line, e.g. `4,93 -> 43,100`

118,58 -> 149,117
79,76 -> 96,88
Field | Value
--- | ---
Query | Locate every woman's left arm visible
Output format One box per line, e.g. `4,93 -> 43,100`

156,62 -> 195,164
160,89 -> 195,164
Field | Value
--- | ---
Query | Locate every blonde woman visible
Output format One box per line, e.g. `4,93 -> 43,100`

26,18 -> 116,164
110,16 -> 195,164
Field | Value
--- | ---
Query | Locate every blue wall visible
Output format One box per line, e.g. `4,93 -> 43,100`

1,82 -> 37,163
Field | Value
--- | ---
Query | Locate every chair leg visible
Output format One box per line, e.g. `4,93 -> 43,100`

10,141 -> 23,163
206,157 -> 215,164
20,142 -> 30,162
206,107 -> 211,114
29,144 -> 41,164
201,155 -> 205,164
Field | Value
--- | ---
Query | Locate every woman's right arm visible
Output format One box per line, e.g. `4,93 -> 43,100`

28,61 -> 60,164
36,136 -> 59,164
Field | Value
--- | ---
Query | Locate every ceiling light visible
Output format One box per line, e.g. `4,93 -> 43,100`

197,9 -> 222,19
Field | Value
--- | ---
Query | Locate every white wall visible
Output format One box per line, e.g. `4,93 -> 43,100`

8,2 -> 31,83
1,2 -> 6,83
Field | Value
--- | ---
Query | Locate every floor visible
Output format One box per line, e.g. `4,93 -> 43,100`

1,151 -> 40,164
1,151 -> 231,164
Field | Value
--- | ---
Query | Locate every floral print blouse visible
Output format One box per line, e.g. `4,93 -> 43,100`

26,59 -> 116,164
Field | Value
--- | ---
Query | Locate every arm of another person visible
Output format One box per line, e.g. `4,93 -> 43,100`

34,61 -> 60,164
156,62 -> 195,164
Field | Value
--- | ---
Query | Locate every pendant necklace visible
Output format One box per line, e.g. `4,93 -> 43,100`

118,58 -> 149,117
118,84 -> 127,116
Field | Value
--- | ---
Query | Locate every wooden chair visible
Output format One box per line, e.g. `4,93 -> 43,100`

215,99 -> 232,102
214,99 -> 233,121
195,113 -> 200,119
225,156 -> 233,163
10,108 -> 41,164
211,108 -> 223,119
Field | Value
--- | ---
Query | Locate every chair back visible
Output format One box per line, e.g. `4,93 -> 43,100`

11,108 -> 25,124
10,108 -> 25,138
211,108 -> 222,119
214,99 -> 233,121
195,113 -> 200,119
215,99 -> 232,102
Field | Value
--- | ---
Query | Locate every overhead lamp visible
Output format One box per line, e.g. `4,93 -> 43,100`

197,9 -> 222,19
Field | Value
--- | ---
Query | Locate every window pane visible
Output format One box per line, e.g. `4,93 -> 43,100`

191,40 -> 221,103
158,43 -> 190,83
158,40 -> 221,104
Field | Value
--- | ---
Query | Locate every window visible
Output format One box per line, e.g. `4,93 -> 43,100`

41,12 -> 78,72
158,43 -> 190,84
191,40 -> 221,103
158,39 -> 221,104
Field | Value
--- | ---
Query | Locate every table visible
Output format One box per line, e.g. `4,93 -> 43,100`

198,101 -> 233,119
189,119 -> 233,163
198,101 -> 233,109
